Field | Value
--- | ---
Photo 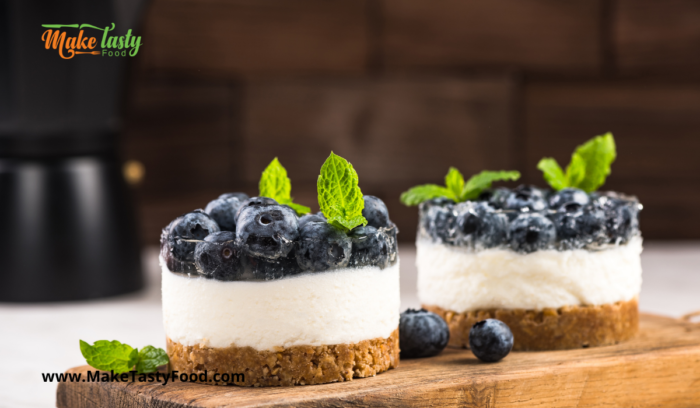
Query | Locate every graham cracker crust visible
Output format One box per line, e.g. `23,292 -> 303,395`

166,329 -> 399,386
424,298 -> 638,351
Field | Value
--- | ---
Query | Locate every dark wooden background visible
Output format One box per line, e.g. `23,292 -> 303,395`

121,0 -> 700,245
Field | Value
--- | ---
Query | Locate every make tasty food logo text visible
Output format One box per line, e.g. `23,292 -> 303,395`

41,23 -> 143,59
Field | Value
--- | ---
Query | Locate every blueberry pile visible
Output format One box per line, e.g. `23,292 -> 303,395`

419,185 -> 641,253
161,194 -> 398,281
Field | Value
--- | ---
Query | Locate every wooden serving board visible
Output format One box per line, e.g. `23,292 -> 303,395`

57,314 -> 700,407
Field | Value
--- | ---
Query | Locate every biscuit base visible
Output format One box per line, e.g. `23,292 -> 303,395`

424,298 -> 638,351
166,329 -> 399,386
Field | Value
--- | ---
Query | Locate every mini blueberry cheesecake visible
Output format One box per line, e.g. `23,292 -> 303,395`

401,134 -> 642,351
161,154 -> 399,386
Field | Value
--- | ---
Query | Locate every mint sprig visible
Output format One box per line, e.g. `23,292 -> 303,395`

80,340 -> 169,374
135,345 -> 169,374
400,168 -> 520,206
462,170 -> 522,200
259,157 -> 311,215
537,133 -> 616,192
317,152 -> 367,232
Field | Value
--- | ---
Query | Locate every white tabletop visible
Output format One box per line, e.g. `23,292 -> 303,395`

2,242 -> 699,408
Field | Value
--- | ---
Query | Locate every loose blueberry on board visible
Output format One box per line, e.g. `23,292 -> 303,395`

509,213 -> 556,253
362,195 -> 390,228
469,319 -> 513,362
218,192 -> 250,202
454,202 -> 508,248
296,222 -> 352,271
165,211 -> 221,264
234,196 -> 278,221
548,188 -> 589,210
241,251 -> 301,280
194,231 -> 243,281
204,195 -> 246,231
348,226 -> 390,268
399,309 -> 450,359
298,212 -> 326,229
236,205 -> 299,259
503,185 -> 548,213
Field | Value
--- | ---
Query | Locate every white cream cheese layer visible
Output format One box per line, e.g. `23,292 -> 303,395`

161,259 -> 400,351
417,237 -> 642,312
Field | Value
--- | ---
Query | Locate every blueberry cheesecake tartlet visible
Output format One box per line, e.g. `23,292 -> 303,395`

401,134 -> 642,351
161,154 -> 399,386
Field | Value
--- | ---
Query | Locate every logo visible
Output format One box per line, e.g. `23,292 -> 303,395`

41,23 -> 143,59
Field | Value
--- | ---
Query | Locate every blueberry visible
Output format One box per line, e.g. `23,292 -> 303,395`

296,222 -> 352,271
348,226 -> 390,268
399,309 -> 450,358
424,197 -> 455,207
550,202 -> 608,249
549,211 -> 580,249
204,195 -> 246,231
163,211 -> 220,265
595,196 -> 640,244
579,207 -> 607,245
236,205 -> 299,259
384,223 -> 399,265
480,187 -> 510,209
298,212 -> 326,229
549,188 -> 589,210
241,251 -> 301,280
469,319 -> 513,362
362,196 -> 391,228
454,202 -> 508,248
509,213 -> 556,253
503,185 -> 548,212
420,204 -> 457,243
218,192 -> 250,202
234,196 -> 278,221
194,232 -> 243,281
160,224 -> 197,273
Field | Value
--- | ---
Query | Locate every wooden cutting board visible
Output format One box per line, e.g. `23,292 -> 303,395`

57,313 -> 700,407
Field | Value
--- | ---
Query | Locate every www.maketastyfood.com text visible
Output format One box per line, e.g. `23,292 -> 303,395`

42,370 -> 244,386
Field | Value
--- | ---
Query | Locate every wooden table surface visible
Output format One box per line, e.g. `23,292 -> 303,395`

57,314 -> 700,408
2,244 -> 700,407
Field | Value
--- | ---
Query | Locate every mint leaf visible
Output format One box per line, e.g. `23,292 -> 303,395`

537,158 -> 567,190
461,170 -> 521,200
80,340 -> 139,373
317,152 -> 367,231
537,133 -> 617,192
444,167 -> 465,201
401,168 -> 520,205
400,184 -> 454,206
259,157 -> 310,215
135,345 -> 169,374
259,158 -> 291,202
574,132 -> 616,192
565,152 -> 586,188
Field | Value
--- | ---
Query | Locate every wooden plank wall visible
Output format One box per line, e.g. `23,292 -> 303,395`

123,0 -> 700,244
